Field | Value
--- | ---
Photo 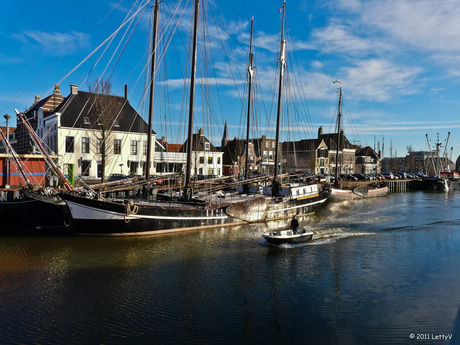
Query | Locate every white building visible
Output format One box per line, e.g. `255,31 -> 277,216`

20,84 -> 155,182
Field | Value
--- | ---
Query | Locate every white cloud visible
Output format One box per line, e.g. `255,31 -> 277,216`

357,0 -> 460,53
311,60 -> 323,69
341,120 -> 460,135
161,77 -> 244,90
341,59 -> 422,102
12,30 -> 88,56
309,23 -> 378,56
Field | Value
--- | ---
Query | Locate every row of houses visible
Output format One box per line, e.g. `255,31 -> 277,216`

220,126 -> 381,177
1,84 -> 382,186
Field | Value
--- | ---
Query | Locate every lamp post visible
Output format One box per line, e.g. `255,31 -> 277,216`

3,114 -> 11,187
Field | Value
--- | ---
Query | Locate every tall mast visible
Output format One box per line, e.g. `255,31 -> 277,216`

145,0 -> 160,180
333,80 -> 342,187
426,134 -> 436,176
273,0 -> 286,179
184,0 -> 200,200
442,132 -> 451,171
244,17 -> 254,180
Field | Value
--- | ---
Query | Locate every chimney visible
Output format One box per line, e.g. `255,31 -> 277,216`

318,126 -> 323,138
53,84 -> 61,96
124,84 -> 128,100
70,84 -> 78,95
199,128 -> 204,136
35,95 -> 40,102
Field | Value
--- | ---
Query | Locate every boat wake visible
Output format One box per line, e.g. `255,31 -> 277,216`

259,228 -> 375,248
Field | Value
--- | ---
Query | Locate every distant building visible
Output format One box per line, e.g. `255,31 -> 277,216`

281,137 -> 329,175
221,138 -> 258,176
154,138 -> 186,175
251,135 -> 278,175
180,128 -> 223,177
405,151 -> 433,174
221,120 -> 230,148
456,155 -> 460,173
317,128 -> 355,175
355,146 -> 381,174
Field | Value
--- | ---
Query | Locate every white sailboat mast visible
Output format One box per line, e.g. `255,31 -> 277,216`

184,0 -> 200,200
244,17 -> 254,180
273,0 -> 286,179
145,0 -> 160,180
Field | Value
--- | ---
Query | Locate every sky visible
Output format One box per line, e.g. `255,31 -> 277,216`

1,0 -> 460,163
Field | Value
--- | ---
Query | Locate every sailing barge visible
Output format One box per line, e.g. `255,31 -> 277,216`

3,1 -> 330,236
56,0 -> 330,236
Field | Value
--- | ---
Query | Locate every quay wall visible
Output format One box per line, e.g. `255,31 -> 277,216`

337,179 -> 415,193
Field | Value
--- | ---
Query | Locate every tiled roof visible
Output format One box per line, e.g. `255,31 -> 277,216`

167,144 -> 183,153
54,91 -> 154,134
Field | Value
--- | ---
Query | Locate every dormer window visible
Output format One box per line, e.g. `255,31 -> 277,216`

205,142 -> 210,151
83,117 -> 90,125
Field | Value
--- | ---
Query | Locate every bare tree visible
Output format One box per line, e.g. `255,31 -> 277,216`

88,78 -> 122,183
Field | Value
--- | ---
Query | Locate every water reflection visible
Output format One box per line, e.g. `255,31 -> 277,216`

1,192 -> 460,344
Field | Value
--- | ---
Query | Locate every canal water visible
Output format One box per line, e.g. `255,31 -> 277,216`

1,191 -> 460,345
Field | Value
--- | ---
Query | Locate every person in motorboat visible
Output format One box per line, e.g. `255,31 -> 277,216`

290,215 -> 299,234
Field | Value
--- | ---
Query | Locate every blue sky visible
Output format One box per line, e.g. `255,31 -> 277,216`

1,0 -> 460,163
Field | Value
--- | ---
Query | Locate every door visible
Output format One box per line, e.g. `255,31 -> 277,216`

82,160 -> 91,177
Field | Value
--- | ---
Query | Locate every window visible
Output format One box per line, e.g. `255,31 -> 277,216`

81,137 -> 90,153
83,117 -> 90,125
130,161 -> 138,174
199,156 -> 205,164
205,142 -> 210,150
217,157 -> 221,164
207,168 -> 213,175
272,141 -> 276,148
130,140 -> 138,155
114,139 -> 121,155
65,136 -> 74,153
143,141 -> 148,155
318,148 -> 328,158
248,148 -> 252,155
82,160 -> 91,177
208,156 -> 213,164
266,141 -> 270,148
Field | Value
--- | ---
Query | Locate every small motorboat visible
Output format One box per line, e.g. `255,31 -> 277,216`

262,228 -> 313,246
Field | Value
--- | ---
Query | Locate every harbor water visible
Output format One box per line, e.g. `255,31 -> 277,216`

1,191 -> 460,345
